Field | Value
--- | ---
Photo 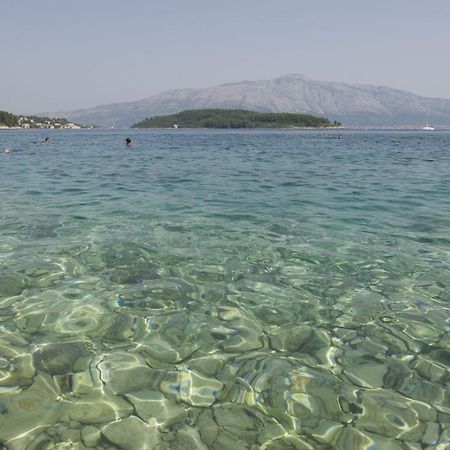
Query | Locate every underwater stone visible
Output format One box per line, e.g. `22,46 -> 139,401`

365,431 -> 407,449
270,326 -> 312,352
382,359 -> 412,390
285,370 -> 343,425
256,420 -> 286,446
217,306 -> 242,321
401,444 -> 422,450
0,357 -> 9,368
356,391 -> 426,441
305,419 -> 344,445
0,328 -> 29,347
427,348 -> 450,369
188,356 -> 225,377
106,365 -> 157,395
198,410 -> 219,447
342,361 -> 388,389
95,313 -> 137,341
411,356 -> 448,383
139,337 -> 199,364
178,370 -> 223,407
172,425 -> 208,450
59,427 -> 81,444
16,432 -> 55,450
338,428 -> 405,450
33,342 -> 94,375
101,415 -> 160,450
397,378 -> 446,407
437,424 -> 450,449
0,274 -> 28,298
259,434 -> 314,450
362,324 -> 409,355
218,318 -> 264,353
71,369 -> 96,396
81,425 -> 102,447
69,393 -> 133,424
125,390 -> 186,429
335,427 -> 373,450
421,421 -> 440,446
0,353 -> 35,387
270,325 -> 331,362
253,305 -> 293,325
15,312 -> 45,334
97,352 -> 158,395
211,430 -> 248,450
212,404 -> 263,445
138,313 -> 200,363
0,374 -> 70,447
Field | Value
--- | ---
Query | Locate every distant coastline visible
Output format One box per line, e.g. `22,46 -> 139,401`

132,109 -> 341,129
0,110 -> 88,130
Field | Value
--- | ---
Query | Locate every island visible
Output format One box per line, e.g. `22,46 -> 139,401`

132,109 -> 341,129
0,110 -> 88,129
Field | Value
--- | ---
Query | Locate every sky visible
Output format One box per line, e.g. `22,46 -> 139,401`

1,0 -> 450,114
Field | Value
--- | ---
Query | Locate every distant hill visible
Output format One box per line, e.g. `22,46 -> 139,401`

49,74 -> 450,128
132,109 -> 340,129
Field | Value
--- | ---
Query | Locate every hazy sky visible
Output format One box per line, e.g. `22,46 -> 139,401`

2,0 -> 450,114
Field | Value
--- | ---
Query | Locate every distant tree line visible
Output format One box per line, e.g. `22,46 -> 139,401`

132,109 -> 341,129
0,110 -> 18,127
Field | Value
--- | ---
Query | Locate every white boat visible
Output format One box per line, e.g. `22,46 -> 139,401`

423,120 -> 434,131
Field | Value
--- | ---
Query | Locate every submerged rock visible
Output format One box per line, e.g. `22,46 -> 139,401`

101,415 -> 160,450
69,392 -> 133,424
33,341 -> 94,375
355,390 -> 430,441
138,313 -> 200,364
125,390 -> 186,429
178,370 -> 224,407
0,374 -> 70,448
0,352 -> 35,387
81,425 -> 102,447
172,425 -> 208,450
0,274 -> 29,299
216,317 -> 265,353
98,352 -> 158,395
188,355 -> 225,377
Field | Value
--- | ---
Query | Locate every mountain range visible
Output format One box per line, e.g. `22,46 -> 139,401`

49,74 -> 450,128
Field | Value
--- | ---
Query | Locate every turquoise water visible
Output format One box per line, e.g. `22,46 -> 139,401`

0,129 -> 449,449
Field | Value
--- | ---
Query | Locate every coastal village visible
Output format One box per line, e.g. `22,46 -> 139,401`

16,116 -> 83,129
0,110 -> 88,129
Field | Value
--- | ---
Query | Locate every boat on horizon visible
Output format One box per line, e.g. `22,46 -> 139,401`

423,120 -> 435,131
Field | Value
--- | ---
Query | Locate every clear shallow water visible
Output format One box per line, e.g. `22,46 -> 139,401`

0,129 -> 449,449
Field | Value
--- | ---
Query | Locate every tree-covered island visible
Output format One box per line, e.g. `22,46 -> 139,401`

132,109 -> 341,129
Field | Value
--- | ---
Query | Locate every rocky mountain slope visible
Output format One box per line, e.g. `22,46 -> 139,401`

51,74 -> 450,128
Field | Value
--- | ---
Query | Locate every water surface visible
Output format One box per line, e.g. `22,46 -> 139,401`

0,129 -> 449,449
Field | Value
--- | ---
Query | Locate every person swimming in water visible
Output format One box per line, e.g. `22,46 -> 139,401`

125,138 -> 132,146
44,137 -> 50,143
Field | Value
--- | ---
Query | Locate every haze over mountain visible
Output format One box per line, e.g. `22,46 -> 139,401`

50,74 -> 450,128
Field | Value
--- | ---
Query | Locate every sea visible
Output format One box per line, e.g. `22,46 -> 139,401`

0,129 -> 449,449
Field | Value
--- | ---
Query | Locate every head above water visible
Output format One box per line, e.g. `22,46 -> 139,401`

125,137 -> 132,146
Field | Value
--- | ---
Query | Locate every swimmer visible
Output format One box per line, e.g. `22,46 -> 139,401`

44,136 -> 50,143
125,137 -> 132,146
4,148 -> 12,155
